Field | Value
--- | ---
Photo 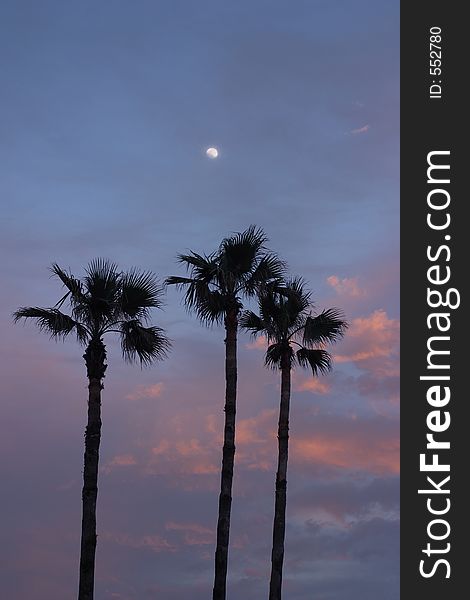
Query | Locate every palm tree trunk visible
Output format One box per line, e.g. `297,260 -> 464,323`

269,352 -> 291,600
79,339 -> 107,600
213,308 -> 238,600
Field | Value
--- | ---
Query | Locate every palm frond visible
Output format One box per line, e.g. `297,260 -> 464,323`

82,258 -> 120,324
120,268 -> 164,320
84,258 -> 120,298
169,228 -> 283,325
194,287 -> 228,325
167,273 -> 227,325
13,307 -> 88,344
165,275 -> 195,288
264,343 -> 293,369
278,277 -> 311,310
51,263 -> 86,307
302,308 -> 348,346
296,348 -> 332,375
120,320 -> 171,366
239,310 -> 266,335
181,278 -> 212,311
243,253 -> 286,295
15,260 -> 169,365
219,225 -> 268,277
254,277 -> 309,338
177,252 -> 218,283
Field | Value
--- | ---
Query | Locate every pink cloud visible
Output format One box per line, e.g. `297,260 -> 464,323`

101,531 -> 176,553
292,429 -> 399,475
151,439 -> 171,456
295,377 -> 331,395
102,454 -> 137,474
110,454 -> 137,466
90,310 -> 399,489
143,388 -> 399,478
174,439 -> 205,457
228,407 -> 399,476
334,309 -> 399,376
245,335 -> 268,351
126,382 -> 164,401
350,124 -> 370,134
149,437 -> 219,476
165,521 -> 214,546
236,409 -> 277,445
327,275 -> 365,298
292,438 -> 398,474
165,521 -> 212,534
205,414 -> 223,441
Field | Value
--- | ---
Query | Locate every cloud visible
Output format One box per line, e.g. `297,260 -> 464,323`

151,439 -> 171,456
245,336 -> 268,351
292,438 -> 398,475
327,275 -> 365,298
285,516 -> 399,586
295,377 -> 331,395
334,309 -> 399,375
350,124 -> 370,134
324,309 -> 400,416
289,413 -> 399,475
126,383 -> 164,401
101,531 -> 176,553
146,405 -> 399,479
290,476 -> 399,524
236,409 -> 277,446
149,438 -> 219,477
165,521 -> 212,534
165,522 -> 214,546
102,454 -> 138,474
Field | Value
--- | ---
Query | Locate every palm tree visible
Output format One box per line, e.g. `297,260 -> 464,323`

240,278 -> 347,600
166,226 -> 285,600
14,259 -> 170,600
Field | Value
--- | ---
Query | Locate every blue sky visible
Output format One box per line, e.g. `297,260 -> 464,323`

0,2 -> 399,598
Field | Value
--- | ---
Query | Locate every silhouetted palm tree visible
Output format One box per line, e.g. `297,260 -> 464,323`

166,226 -> 285,600
14,259 -> 170,600
240,278 -> 347,600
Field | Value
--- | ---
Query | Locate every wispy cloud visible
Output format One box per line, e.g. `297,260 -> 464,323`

165,521 -> 214,546
102,454 -> 137,474
350,124 -> 370,134
101,531 -> 176,553
126,383 -> 164,401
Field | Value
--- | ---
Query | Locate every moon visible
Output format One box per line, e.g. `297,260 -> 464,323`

206,147 -> 219,159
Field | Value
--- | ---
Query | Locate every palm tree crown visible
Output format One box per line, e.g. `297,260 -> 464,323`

241,277 -> 347,373
14,258 -> 170,365
165,225 -> 285,321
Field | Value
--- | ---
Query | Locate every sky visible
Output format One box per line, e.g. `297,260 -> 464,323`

0,1 -> 399,599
